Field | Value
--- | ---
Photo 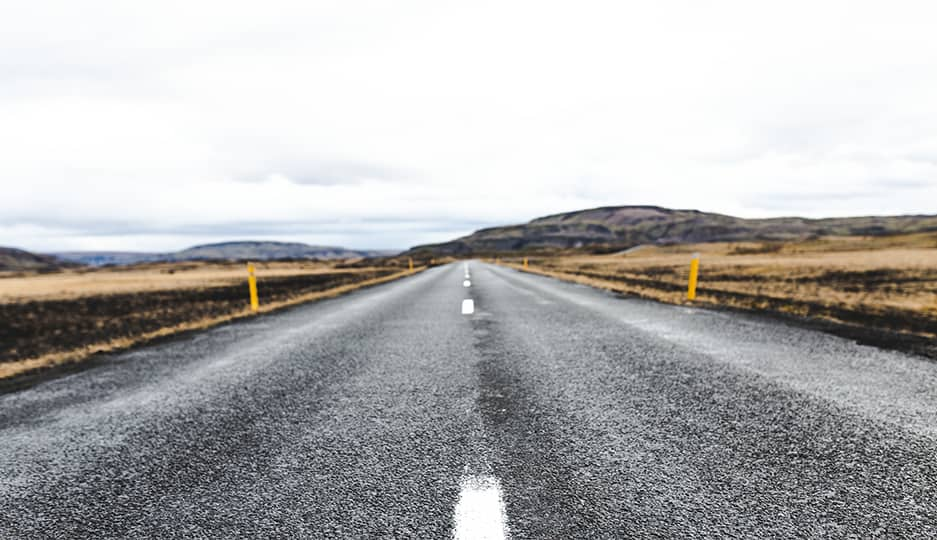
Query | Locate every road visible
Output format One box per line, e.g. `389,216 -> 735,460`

1,262 -> 936,538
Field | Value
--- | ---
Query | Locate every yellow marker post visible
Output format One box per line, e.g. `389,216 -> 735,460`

687,253 -> 700,301
409,257 -> 414,272
247,263 -> 259,312
523,257 -> 529,270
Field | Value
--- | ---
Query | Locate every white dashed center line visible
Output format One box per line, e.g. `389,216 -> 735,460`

452,475 -> 509,540
463,280 -> 471,287
461,299 -> 475,315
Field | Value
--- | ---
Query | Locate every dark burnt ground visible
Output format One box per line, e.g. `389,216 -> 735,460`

539,266 -> 937,361
0,270 -> 395,366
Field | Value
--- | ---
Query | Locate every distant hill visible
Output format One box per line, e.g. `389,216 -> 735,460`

173,241 -> 391,261
0,247 -> 72,272
52,241 -> 397,266
407,206 -> 937,255
50,251 -> 166,266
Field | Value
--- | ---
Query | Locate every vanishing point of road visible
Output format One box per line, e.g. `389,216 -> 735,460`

1,262 -> 936,538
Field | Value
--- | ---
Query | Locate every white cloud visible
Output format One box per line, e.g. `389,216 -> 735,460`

2,0 -> 937,251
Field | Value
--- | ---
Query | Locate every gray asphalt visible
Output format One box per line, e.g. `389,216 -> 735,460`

1,262 -> 936,538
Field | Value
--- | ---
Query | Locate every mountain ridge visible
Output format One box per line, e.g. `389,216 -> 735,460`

407,205 -> 937,255
51,241 -> 396,266
0,247 -> 74,272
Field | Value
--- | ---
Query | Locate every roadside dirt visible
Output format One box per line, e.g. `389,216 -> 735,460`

500,235 -> 937,361
0,261 -> 362,301
0,266 -> 411,381
514,264 -> 937,361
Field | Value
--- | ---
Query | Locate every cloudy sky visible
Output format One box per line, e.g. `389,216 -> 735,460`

3,1 -> 937,252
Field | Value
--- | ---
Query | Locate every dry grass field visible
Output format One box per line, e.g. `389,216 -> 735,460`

0,260 -> 420,380
505,232 -> 937,344
0,260 -> 383,301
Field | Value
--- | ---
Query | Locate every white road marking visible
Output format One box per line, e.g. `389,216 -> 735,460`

463,280 -> 471,287
461,299 -> 475,314
452,475 -> 509,540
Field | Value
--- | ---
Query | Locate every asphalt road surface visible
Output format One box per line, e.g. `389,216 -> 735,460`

2,262 -> 936,538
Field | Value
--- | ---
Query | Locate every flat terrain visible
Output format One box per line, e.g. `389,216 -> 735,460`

0,261 -> 384,301
0,261 -> 410,379
0,262 -> 362,303
509,234 -> 937,345
1,262 -> 936,538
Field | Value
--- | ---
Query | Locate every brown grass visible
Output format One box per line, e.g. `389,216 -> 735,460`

0,260 -> 372,302
500,233 -> 937,339
0,262 -> 422,380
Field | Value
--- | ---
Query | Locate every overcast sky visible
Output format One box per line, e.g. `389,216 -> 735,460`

3,1 -> 937,252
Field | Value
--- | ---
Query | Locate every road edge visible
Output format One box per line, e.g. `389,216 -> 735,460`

500,263 -> 937,362
0,267 -> 427,394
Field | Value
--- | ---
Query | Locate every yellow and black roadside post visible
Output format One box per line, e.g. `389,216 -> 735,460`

409,257 -> 414,272
247,262 -> 259,313
687,253 -> 700,301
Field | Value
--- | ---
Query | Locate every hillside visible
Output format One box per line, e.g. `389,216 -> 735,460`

52,241 -> 395,266
0,247 -> 71,272
50,251 -> 165,266
173,241 -> 388,261
407,206 -> 937,255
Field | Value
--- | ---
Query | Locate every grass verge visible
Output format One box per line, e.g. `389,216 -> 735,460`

497,234 -> 937,359
0,266 -> 422,381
